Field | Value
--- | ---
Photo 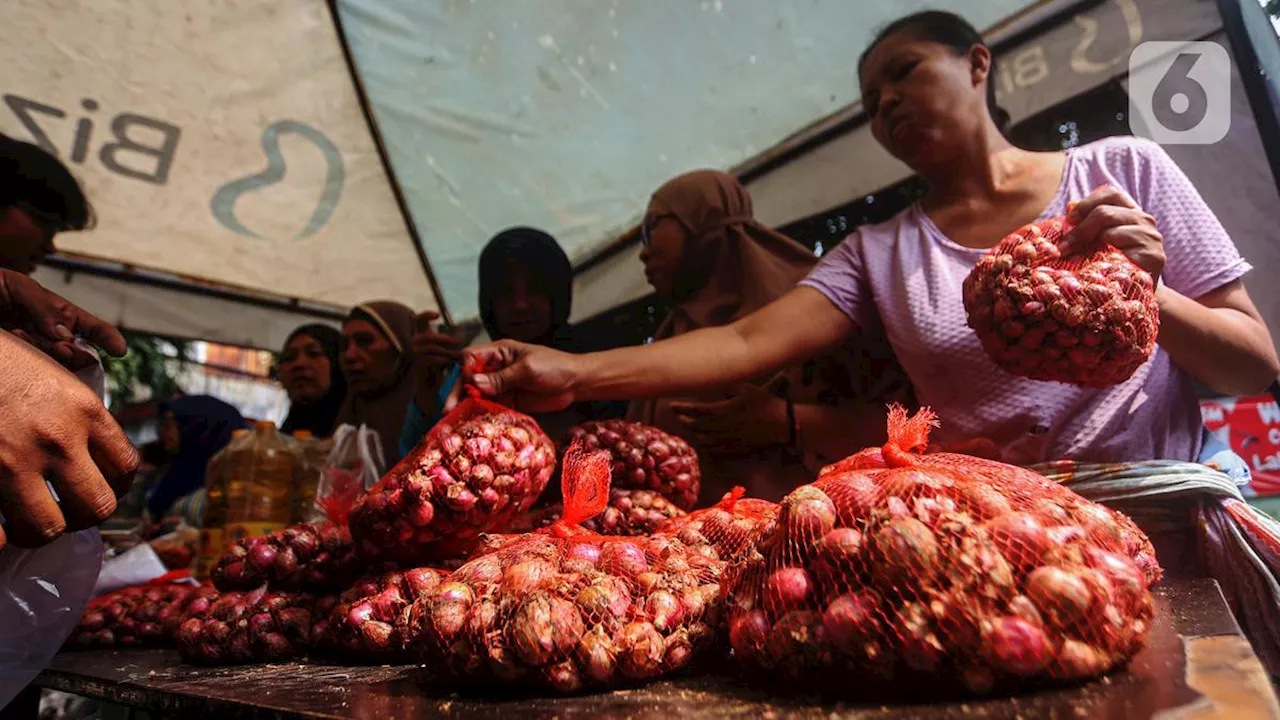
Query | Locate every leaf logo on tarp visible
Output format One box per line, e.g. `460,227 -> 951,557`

211,120 -> 345,240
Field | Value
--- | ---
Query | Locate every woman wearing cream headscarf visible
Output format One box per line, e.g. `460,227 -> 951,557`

336,301 -> 418,466
632,169 -> 911,501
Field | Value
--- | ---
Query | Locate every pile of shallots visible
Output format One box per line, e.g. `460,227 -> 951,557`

723,406 -> 1159,694
211,522 -> 361,594
65,584 -> 215,650
564,421 -> 701,509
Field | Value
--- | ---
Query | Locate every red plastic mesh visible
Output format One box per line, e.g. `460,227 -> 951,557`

310,566 -> 449,662
64,584 -> 198,650
723,405 -> 1159,695
962,212 -> 1159,387
349,392 -> 556,565
175,586 -> 315,665
564,420 -> 701,510
400,443 -> 723,693
657,487 -> 779,565
210,522 -> 360,593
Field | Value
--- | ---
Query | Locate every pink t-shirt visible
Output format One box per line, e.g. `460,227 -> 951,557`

800,136 -> 1252,464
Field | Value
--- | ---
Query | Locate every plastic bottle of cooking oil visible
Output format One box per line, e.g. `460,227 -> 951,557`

194,421 -> 299,579
289,430 -> 334,523
194,427 -> 250,580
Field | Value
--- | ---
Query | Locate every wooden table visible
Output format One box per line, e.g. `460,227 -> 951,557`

35,579 -> 1280,719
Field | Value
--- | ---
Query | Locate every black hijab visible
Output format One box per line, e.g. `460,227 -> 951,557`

478,227 -> 577,351
280,324 -> 346,438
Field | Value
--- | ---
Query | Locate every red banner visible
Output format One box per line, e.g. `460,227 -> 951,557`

1201,396 -> 1280,496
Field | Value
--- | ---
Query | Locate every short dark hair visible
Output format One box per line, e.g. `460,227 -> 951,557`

0,134 -> 95,232
859,10 -> 1010,132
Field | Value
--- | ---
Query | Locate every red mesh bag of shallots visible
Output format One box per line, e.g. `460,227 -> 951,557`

310,566 -> 449,662
657,487 -> 778,565
400,444 -> 723,693
723,405 -> 1159,696
564,420 -> 701,509
350,371 -> 556,565
962,209 -> 1158,387
175,586 -> 315,665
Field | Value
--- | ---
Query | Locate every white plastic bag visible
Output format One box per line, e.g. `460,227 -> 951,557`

92,543 -> 169,597
0,529 -> 103,707
306,423 -> 385,525
0,340 -> 110,707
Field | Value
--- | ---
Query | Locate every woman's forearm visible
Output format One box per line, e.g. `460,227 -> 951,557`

1156,283 -> 1280,396
577,287 -> 855,402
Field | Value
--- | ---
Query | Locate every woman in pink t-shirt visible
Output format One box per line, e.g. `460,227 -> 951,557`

464,11 -> 1278,469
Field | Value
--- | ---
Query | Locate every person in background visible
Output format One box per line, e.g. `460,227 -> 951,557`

400,228 -> 625,457
278,324 -> 346,438
336,301 -> 417,466
633,169 -> 910,501
145,395 -> 247,522
0,136 -> 137,713
0,134 -> 93,275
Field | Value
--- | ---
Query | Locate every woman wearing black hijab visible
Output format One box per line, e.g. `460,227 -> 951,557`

278,324 -> 346,438
399,227 -> 622,455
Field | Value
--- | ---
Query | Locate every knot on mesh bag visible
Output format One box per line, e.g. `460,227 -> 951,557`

400,441 -> 724,693
349,356 -> 557,564
724,404 -> 1158,696
962,210 -> 1158,387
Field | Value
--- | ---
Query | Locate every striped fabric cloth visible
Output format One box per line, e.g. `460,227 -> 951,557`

1029,458 -> 1280,677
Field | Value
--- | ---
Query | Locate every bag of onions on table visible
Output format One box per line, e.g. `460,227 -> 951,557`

564,421 -> 701,510
350,374 -> 556,564
310,566 -> 449,662
175,586 -> 315,665
962,210 -> 1158,387
401,444 -> 723,693
723,405 -> 1159,695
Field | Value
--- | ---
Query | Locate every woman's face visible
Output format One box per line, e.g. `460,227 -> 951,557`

492,264 -> 553,343
159,411 -> 181,455
638,199 -> 686,301
340,319 -> 401,395
860,31 -> 990,170
279,333 -> 332,403
0,206 -> 55,275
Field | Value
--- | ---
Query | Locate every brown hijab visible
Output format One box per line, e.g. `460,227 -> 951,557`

335,301 -> 417,466
628,170 -> 909,501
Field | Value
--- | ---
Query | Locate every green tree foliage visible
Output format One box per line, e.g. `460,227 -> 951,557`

102,330 -> 189,409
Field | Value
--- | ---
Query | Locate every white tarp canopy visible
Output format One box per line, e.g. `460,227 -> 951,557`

336,0 -> 1036,320
3,0 -> 1043,348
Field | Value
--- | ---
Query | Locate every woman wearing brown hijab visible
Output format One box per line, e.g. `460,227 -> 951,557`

336,301 -> 418,466
633,169 -> 911,501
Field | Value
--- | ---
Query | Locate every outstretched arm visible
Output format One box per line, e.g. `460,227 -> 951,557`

467,287 -> 855,413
